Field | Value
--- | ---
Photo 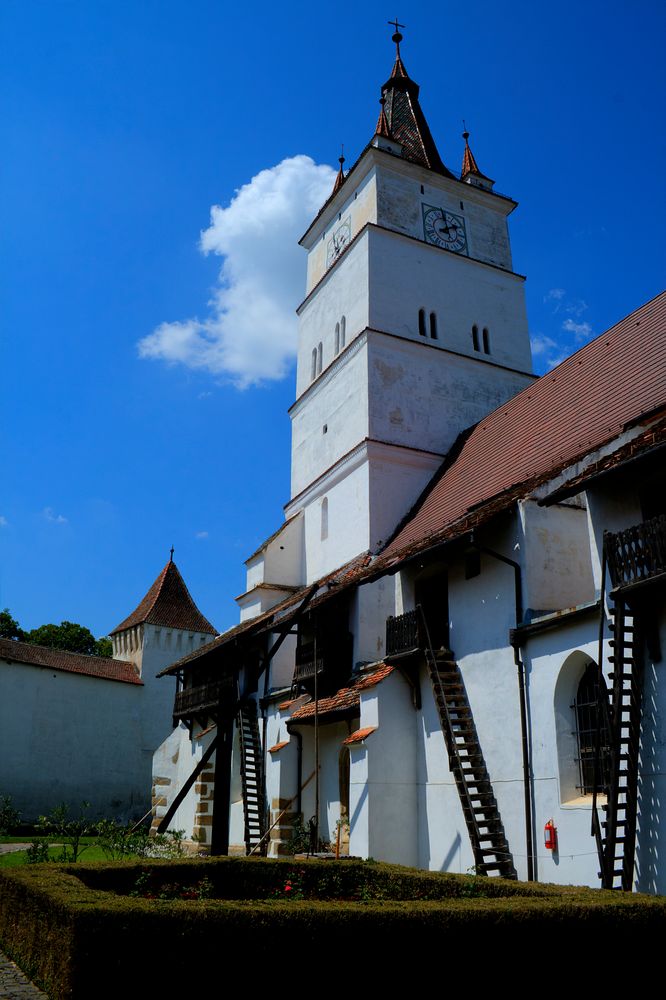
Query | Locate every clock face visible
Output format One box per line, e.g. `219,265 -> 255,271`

326,218 -> 352,268
422,204 -> 468,255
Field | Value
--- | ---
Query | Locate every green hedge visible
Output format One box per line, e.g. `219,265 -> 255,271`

1,858 -> 664,997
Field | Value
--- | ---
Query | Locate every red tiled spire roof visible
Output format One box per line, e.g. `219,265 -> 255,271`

375,94 -> 391,138
378,50 -> 454,178
461,130 -> 491,181
110,559 -> 216,636
332,151 -> 346,195
383,292 -> 666,560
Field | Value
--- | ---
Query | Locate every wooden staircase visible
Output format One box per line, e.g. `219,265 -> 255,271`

427,648 -> 517,879
593,598 -> 643,890
237,701 -> 267,856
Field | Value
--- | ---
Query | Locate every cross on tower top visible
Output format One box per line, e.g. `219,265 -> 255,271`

388,17 -> 405,55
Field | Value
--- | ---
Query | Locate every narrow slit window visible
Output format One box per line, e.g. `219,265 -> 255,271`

317,342 -> 323,374
482,327 -> 490,354
320,497 -> 329,541
418,308 -> 427,337
335,322 -> 340,355
430,312 -> 438,339
472,325 -> 480,351
311,348 -> 317,380
340,316 -> 346,348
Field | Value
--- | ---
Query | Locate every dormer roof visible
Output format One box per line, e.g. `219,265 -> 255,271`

110,559 -> 216,636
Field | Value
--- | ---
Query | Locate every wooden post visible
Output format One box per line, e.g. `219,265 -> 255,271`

210,713 -> 234,856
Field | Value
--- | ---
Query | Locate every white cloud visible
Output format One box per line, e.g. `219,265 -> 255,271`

0,515 -> 7,527
138,155 -> 337,388
544,288 -> 565,303
195,531 -> 209,540
562,318 -> 593,341
42,507 -> 67,525
530,334 -> 567,370
564,298 -> 588,318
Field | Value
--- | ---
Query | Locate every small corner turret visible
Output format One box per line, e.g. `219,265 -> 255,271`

460,126 -> 495,191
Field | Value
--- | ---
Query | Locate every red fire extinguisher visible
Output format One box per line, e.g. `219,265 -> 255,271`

544,819 -> 557,851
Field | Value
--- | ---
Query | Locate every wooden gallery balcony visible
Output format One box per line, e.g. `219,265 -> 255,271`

605,514 -> 666,592
385,609 -> 424,659
292,633 -> 353,684
173,676 -> 235,721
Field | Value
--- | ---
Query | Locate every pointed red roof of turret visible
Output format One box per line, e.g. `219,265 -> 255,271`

461,130 -> 492,182
110,559 -> 216,636
332,153 -> 346,195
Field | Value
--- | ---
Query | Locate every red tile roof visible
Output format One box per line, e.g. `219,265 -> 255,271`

343,726 -> 377,745
268,740 -> 290,753
0,639 -> 143,685
382,291 -> 666,561
289,665 -> 394,722
111,560 -> 216,636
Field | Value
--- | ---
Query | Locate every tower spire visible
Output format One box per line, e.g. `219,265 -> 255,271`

375,25 -> 454,177
460,124 -> 494,190
332,145 -> 346,195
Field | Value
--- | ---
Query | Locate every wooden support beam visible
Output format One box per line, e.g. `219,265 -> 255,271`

156,735 -> 218,833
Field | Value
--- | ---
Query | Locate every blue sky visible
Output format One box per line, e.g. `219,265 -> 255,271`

2,0 -> 665,638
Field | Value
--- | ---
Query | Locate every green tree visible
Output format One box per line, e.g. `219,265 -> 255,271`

0,608 -> 25,641
25,621 -> 112,658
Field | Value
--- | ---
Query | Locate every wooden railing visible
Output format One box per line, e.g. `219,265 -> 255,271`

292,634 -> 353,684
386,609 -> 422,656
605,514 -> 666,589
173,677 -> 234,719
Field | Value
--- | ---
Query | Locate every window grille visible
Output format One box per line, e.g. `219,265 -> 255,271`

571,662 -> 611,795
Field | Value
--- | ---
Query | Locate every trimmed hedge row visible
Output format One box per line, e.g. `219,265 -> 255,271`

1,857 -> 665,997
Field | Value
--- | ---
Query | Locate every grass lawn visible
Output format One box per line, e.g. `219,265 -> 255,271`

0,843 -> 111,867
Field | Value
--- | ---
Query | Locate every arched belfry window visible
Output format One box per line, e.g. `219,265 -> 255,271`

482,327 -> 490,354
430,312 -> 438,340
418,308 -> 427,337
335,322 -> 340,355
340,316 -> 346,349
472,325 -> 480,352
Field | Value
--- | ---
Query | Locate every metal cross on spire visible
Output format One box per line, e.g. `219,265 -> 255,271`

388,17 -> 405,56
169,545 -> 175,563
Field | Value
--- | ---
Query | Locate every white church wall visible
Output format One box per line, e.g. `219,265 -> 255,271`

290,335 -> 370,497
519,499 -> 595,615
366,330 -> 532,462
375,161 -> 513,272
296,232 -> 370,399
298,458 -> 370,583
152,723 -> 202,843
367,440 -> 443,552
244,513 -> 304,591
367,225 -> 532,373
521,616 -> 606,888
363,674 -> 418,867
297,720 -> 355,845
0,659 -> 148,821
351,577 -> 394,668
305,168 -> 377,292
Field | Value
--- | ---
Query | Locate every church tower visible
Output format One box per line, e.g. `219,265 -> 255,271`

286,28 -> 534,583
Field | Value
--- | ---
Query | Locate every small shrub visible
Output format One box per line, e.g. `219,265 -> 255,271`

36,802 -> 93,863
25,839 -> 50,864
0,795 -> 20,835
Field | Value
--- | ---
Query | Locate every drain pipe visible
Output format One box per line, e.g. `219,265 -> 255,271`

468,532 -> 534,882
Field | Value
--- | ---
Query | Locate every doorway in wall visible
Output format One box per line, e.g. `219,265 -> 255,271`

415,568 -> 449,651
